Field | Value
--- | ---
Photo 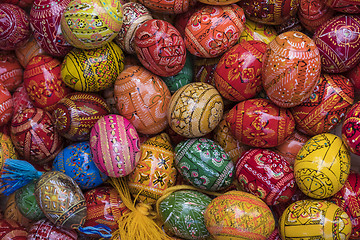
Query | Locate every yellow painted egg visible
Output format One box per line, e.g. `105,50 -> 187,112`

279,199 -> 352,240
238,20 -> 277,44
294,133 -> 350,199
128,133 -> 177,204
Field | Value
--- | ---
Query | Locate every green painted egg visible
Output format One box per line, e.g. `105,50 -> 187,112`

158,190 -> 211,239
175,138 -> 234,191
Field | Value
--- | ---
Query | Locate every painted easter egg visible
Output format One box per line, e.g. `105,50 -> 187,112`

325,0 -> 360,13
214,40 -> 266,102
238,19 -> 277,44
274,16 -> 304,35
174,5 -> 200,37
197,0 -> 239,5
53,142 -> 108,190
0,52 -> 23,92
342,102 -> 360,155
60,0 -> 123,49
193,56 -> 220,85
239,0 -> 299,25
0,82 -> 13,127
90,114 -> 141,178
279,200 -> 352,240
0,132 -> 17,169
175,138 -> 234,191
0,219 -> 28,240
27,219 -> 78,240
115,2 -> 153,54
134,19 -> 186,77
168,82 -> 223,138
52,92 -> 110,141
291,74 -> 354,136
24,55 -> 72,112
4,193 -> 32,229
35,171 -> 87,229
158,190 -> 212,239
313,15 -> 360,73
236,148 -> 296,205
346,61 -> 360,92
225,98 -> 295,148
15,36 -> 46,68
185,4 -> 245,58
61,42 -> 125,92
262,31 -> 321,108
138,0 -> 196,13
10,107 -> 63,165
0,3 -> 31,50
12,84 -> 34,116
204,191 -> 275,239
30,0 -> 73,57
128,133 -> 177,204
2,0 -> 34,8
295,133 -> 351,199
114,65 -> 171,135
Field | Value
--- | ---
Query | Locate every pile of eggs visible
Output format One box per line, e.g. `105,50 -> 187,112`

1,0 -> 360,239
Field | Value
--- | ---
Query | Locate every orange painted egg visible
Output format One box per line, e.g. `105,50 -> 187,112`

114,65 -> 171,135
0,52 -> 23,92
15,36 -> 46,68
184,4 -> 246,58
262,31 -> 321,108
138,0 -> 196,14
0,82 -> 13,126
238,19 -> 277,44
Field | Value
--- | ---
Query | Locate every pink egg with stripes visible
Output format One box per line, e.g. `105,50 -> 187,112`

90,114 -> 141,177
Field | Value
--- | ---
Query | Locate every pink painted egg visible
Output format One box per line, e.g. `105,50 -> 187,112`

185,4 -> 246,58
314,15 -> 360,73
0,3 -> 31,51
23,55 -> 72,112
214,40 -> 266,102
30,0 -> 73,57
27,219 -> 78,240
138,0 -> 196,14
90,114 -> 141,178
134,19 -> 186,77
262,31 -> 321,108
325,0 -> 360,13
0,82 -> 13,126
0,52 -> 23,92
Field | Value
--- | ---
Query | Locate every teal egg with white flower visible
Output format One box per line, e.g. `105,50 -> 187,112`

175,138 -> 234,191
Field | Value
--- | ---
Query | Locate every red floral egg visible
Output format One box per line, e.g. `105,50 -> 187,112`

0,219 -> 27,240
0,82 -> 13,126
30,0 -> 73,57
138,0 -> 196,14
291,74 -> 354,136
325,0 -> 360,13
262,31 -> 321,108
225,98 -> 295,148
342,102 -> 360,155
0,52 -> 23,92
10,107 -> 63,165
134,19 -> 186,77
27,219 -> 77,240
15,36 -> 46,68
12,84 -> 34,116
185,4 -> 245,58
24,55 -> 72,112
0,3 -> 31,50
214,40 -> 266,102
313,15 -> 360,73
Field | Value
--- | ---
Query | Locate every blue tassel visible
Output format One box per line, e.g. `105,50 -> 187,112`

78,224 -> 112,239
0,159 -> 43,196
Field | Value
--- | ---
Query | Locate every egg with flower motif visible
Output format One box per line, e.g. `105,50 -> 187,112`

27,219 -> 78,240
0,52 -> 23,92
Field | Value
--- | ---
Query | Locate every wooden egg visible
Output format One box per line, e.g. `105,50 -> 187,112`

0,219 -> 28,240
204,191 -> 275,239
12,84 -> 34,116
35,171 -> 87,229
158,190 -> 212,239
325,0 -> 360,13
30,0 -> 73,57
52,92 -> 110,141
0,52 -> 23,92
114,66 -> 171,135
214,40 -> 266,102
15,36 -> 46,68
128,133 -> 177,204
138,0 -> 196,14
238,19 -> 277,44
168,82 -> 224,138
0,132 -> 17,168
0,3 -> 31,51
90,114 -> 141,178
342,102 -> 360,155
236,148 -> 297,205
134,19 -> 186,77
10,107 -> 63,165
27,219 -> 78,240
295,133 -> 351,199
313,15 -> 360,73
262,31 -> 321,108
0,82 -> 13,126
61,42 -> 125,92
24,55 -> 72,112
174,6 -> 200,37
298,0 -> 334,33
279,200 -> 352,240
60,0 -> 123,49
291,74 -> 354,136
346,61 -> 360,92
225,98 -> 295,148
4,193 -> 32,229
185,4 -> 245,58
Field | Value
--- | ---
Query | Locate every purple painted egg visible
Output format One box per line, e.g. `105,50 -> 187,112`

325,0 -> 360,13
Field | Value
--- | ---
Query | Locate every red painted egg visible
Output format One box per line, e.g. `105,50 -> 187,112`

15,36 -> 46,68
30,0 -> 73,57
185,4 -> 245,58
12,84 -> 34,116
314,15 -> 360,73
291,74 -> 354,136
138,0 -> 196,14
10,107 -> 63,165
225,98 -> 295,148
134,19 -> 186,77
174,5 -> 201,37
346,62 -> 360,92
2,0 -> 34,9
24,55 -> 72,112
0,52 -> 23,92
0,82 -> 13,126
342,102 -> 360,155
325,0 -> 360,13
262,31 -> 321,108
239,0 -> 299,25
0,219 -> 27,240
27,219 -> 78,240
214,40 -> 266,102
0,3 -> 31,51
